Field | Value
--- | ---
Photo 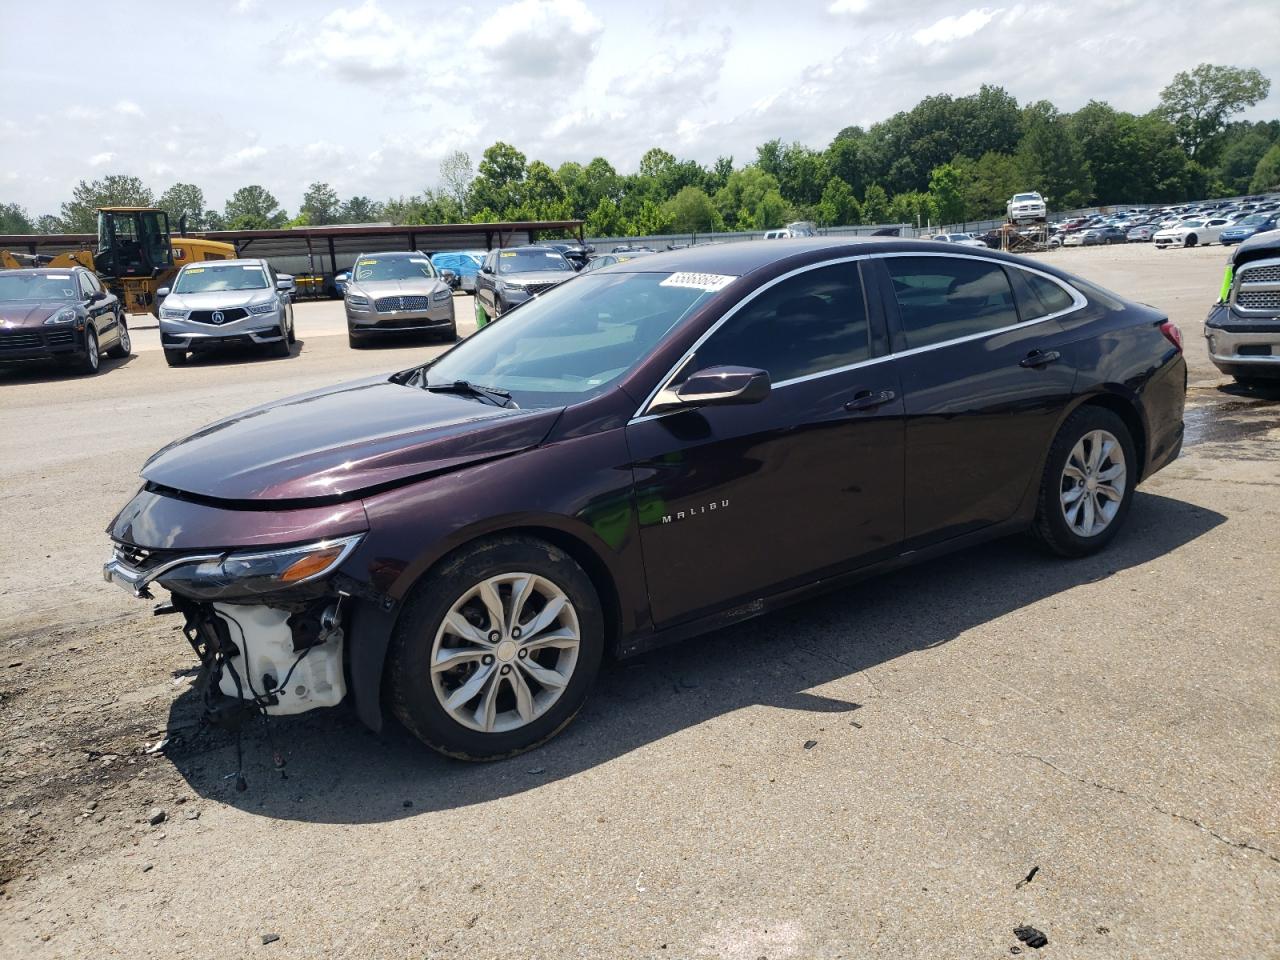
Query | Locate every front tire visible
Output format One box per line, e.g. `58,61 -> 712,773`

1185,234 -> 1198,247
347,328 -> 366,349
77,328 -> 100,375
388,536 -> 605,760
163,347 -> 187,367
1032,406 -> 1137,557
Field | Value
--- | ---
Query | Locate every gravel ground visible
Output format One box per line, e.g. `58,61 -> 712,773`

1,245 -> 1277,959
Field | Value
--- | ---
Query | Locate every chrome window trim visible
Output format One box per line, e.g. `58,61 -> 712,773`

630,251 -> 1087,422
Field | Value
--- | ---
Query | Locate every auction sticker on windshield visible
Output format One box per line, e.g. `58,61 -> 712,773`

660,272 -> 735,292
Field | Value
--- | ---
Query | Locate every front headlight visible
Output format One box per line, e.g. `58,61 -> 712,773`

159,306 -> 188,320
498,280 -> 523,292
431,288 -> 451,302
44,307 -> 78,325
346,294 -> 369,308
247,301 -> 277,315
155,535 -> 363,600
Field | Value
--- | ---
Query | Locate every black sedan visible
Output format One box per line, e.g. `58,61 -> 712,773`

0,267 -> 131,374
104,237 -> 1186,759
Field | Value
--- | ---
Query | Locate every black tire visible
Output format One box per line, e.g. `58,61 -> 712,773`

1185,234 -> 1197,247
163,348 -> 187,367
440,323 -> 458,342
77,328 -> 100,375
1032,406 -> 1137,558
286,315 -> 297,344
348,329 -> 366,349
106,315 -> 131,359
388,535 -> 605,760
271,336 -> 291,358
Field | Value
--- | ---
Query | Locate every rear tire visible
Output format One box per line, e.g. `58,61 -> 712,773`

164,348 -> 187,367
388,535 -> 605,760
106,315 -> 131,359
1032,406 -> 1137,557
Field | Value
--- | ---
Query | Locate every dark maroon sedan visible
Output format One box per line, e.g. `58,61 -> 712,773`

105,239 -> 1186,759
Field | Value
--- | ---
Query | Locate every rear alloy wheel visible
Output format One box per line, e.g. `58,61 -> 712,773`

1033,406 -> 1136,557
106,315 -> 131,358
77,328 -> 100,375
388,536 -> 604,759
163,347 -> 188,366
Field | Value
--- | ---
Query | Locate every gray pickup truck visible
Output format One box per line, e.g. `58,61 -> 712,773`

1204,229 -> 1280,385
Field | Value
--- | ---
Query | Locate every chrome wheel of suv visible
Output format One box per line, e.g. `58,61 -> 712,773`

1059,429 -> 1126,537
430,572 -> 581,733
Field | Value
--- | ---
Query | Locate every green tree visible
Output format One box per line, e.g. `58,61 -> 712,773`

826,133 -> 865,198
713,167 -> 785,230
223,185 -> 286,229
631,198 -> 672,236
1251,143 -> 1280,192
585,197 -> 627,237
664,186 -> 719,232
341,195 -> 384,223
203,209 -> 226,231
60,174 -> 154,232
1216,130 -> 1275,195
300,182 -> 341,225
861,184 -> 889,224
0,202 -> 34,234
1158,63 -> 1271,159
1016,102 -> 1093,208
816,178 -> 860,226
470,142 -> 527,215
928,163 -> 967,225
889,190 -> 934,228
35,214 -> 64,233
157,183 -> 206,230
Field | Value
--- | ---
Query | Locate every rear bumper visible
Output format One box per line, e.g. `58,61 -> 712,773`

0,326 -> 88,362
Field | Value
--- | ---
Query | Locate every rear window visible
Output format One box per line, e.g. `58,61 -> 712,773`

885,256 -> 1019,349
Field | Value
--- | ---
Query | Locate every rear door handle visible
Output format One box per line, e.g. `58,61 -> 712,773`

845,389 -> 896,411
1019,349 -> 1061,368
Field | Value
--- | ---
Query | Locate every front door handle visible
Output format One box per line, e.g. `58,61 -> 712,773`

845,389 -> 896,411
1019,349 -> 1061,368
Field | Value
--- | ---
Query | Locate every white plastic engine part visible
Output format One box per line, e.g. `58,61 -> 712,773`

212,603 -> 346,715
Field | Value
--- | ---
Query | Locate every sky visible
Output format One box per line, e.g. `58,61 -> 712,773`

2,0 -> 1279,216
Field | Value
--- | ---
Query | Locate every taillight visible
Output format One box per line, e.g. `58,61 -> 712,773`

1159,320 -> 1183,352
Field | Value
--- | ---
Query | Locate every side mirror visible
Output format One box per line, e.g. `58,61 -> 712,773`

440,268 -> 456,281
480,264 -> 492,274
649,365 -> 771,415
87,289 -> 106,303
276,279 -> 292,290
335,272 -> 348,284
156,287 -> 170,298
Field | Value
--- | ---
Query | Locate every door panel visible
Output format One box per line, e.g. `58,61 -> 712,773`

627,370 -> 904,627
874,255 -> 1080,545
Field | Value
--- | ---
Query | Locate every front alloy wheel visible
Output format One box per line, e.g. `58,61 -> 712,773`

389,535 -> 603,759
430,573 -> 581,734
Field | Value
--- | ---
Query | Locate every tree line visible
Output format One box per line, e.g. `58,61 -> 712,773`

3,64 -> 1277,240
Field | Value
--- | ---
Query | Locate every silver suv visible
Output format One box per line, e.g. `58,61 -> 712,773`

157,258 -> 295,366
338,251 -> 456,348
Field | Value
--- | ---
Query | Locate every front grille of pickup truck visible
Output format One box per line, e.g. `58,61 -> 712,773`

1238,290 -> 1280,310
1239,264 -> 1280,284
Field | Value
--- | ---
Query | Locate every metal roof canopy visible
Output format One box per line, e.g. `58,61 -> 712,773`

1,220 -> 585,275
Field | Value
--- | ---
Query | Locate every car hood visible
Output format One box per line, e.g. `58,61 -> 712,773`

350,278 -> 449,297
141,376 -> 564,502
165,290 -> 274,310
0,301 -> 72,328
499,271 -> 574,286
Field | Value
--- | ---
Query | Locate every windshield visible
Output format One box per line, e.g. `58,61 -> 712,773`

1238,214 -> 1267,225
174,264 -> 268,294
1013,194 -> 1039,202
353,255 -> 436,282
1181,220 -> 1204,228
497,249 -> 574,274
422,272 -> 721,407
0,273 -> 79,301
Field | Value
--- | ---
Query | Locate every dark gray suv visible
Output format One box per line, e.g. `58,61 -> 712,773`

473,245 -> 575,327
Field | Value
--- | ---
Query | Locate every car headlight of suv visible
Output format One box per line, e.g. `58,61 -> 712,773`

498,280 -> 524,293
44,307 -> 78,324
159,306 -> 189,320
346,294 -> 369,308
154,535 -> 363,601
247,301 -> 278,315
431,288 -> 451,303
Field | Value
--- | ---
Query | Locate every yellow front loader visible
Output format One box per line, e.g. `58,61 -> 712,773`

1,207 -> 235,315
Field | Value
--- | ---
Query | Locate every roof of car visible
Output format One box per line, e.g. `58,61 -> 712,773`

178,257 -> 266,269
3,267 -> 89,276
355,250 -> 430,258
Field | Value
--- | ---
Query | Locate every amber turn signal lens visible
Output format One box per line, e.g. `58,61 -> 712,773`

279,546 -> 343,583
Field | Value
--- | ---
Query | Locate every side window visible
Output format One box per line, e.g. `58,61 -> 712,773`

694,262 -> 871,383
884,256 -> 1019,349
79,271 -> 101,297
1019,270 -> 1075,318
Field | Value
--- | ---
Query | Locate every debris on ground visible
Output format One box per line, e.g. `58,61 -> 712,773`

803,740 -> 818,750
147,808 -> 166,826
1015,865 -> 1040,889
1014,926 -> 1048,949
261,932 -> 280,945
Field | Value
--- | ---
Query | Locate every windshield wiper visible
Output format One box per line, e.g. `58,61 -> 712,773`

425,379 -> 517,408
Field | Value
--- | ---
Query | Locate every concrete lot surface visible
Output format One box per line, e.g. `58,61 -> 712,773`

0,244 -> 1277,959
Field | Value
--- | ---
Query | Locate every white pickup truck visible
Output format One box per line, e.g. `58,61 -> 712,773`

1007,192 -> 1047,223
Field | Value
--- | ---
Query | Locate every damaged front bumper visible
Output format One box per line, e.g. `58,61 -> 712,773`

103,538 -> 361,718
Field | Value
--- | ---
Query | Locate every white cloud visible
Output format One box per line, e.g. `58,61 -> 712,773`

475,0 -> 603,80
913,8 -> 999,46
113,100 -> 144,117
88,152 -> 115,166
283,0 -> 425,82
828,0 -> 871,12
